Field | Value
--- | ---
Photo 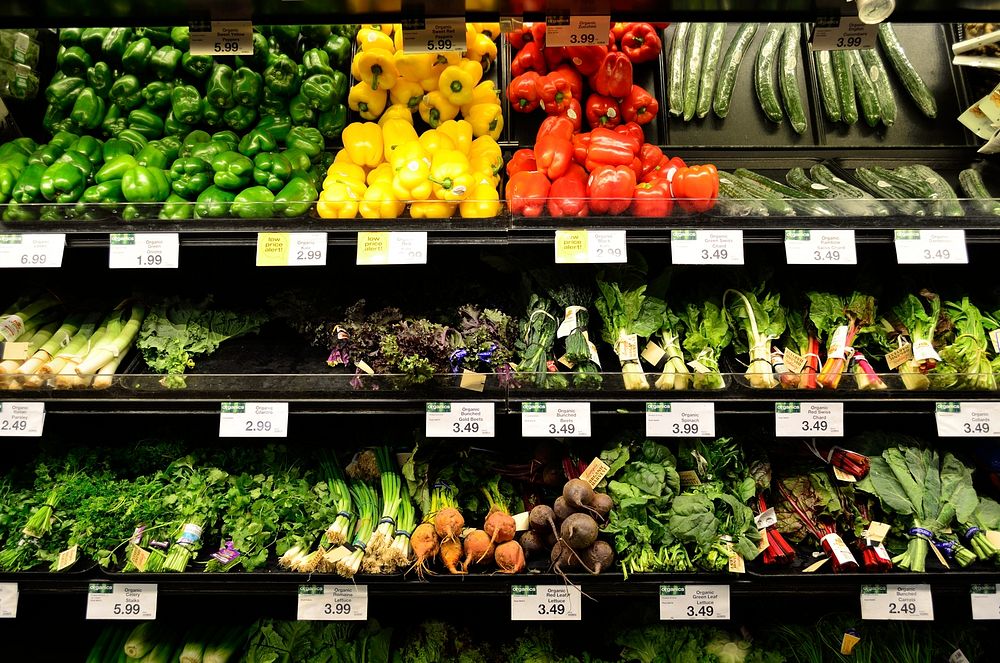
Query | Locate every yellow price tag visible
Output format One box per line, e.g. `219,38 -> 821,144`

357,232 -> 390,264
555,230 -> 589,263
256,233 -> 290,266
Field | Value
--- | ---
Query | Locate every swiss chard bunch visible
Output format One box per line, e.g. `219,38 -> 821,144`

595,280 -> 664,391
932,297 -> 999,391
724,286 -> 786,389
677,299 -> 732,390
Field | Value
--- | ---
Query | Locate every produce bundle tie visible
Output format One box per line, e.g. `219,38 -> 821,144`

934,539 -> 957,560
525,309 -> 557,345
964,526 -> 981,542
337,510 -> 352,520
908,527 -> 933,541
449,348 -> 468,372
476,343 -> 497,365
378,516 -> 396,527
394,528 -> 412,539
805,441 -> 839,464
353,540 -> 367,552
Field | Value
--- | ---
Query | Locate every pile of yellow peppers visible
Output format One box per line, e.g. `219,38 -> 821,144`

318,23 -> 504,219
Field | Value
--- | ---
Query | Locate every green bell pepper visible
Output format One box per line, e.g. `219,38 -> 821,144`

51,131 -> 80,151
285,126 -> 324,160
101,28 -> 133,62
254,115 -> 292,144
80,179 -> 125,211
289,94 -> 316,126
206,64 -> 235,108
201,101 -> 223,128
3,202 -> 38,221
164,112 -> 192,137
253,152 -> 293,193
332,25 -> 360,40
0,156 -> 26,204
211,131 -> 240,152
301,25 -> 332,44
269,25 -> 301,51
318,104 -> 348,140
180,130 -> 212,154
11,163 -> 47,203
150,46 -> 181,80
122,38 -> 154,73
181,52 -> 214,79
60,28 -> 83,46
110,74 -> 143,110
101,104 -> 127,136
232,186 -> 275,219
300,74 -> 337,111
281,148 -> 312,174
142,80 -> 174,110
117,129 -> 148,154
96,155 -> 137,183
122,165 -> 170,202
43,105 -> 68,134
302,48 -> 335,77
1,139 -> 37,159
40,151 -> 92,203
160,192 -> 194,220
45,76 -> 85,110
170,27 -> 190,51
238,129 -> 277,158
135,27 -> 172,45
171,85 -> 203,125
135,144 -> 168,170
223,105 -> 257,133
195,185 -> 236,218
264,55 -> 300,97
86,62 -> 114,99
102,138 -> 137,161
329,70 -> 348,102
128,107 -> 165,139
80,28 -> 111,56
211,151 -> 254,191
322,34 -> 351,68
68,87 -> 105,132
67,135 -> 103,166
169,157 -> 213,199
187,140 -> 228,162
259,88 -> 288,117
233,68 -> 263,107
235,33 -> 270,71
273,176 -> 318,217
58,46 -> 92,77
157,136 -> 181,162
29,142 -> 66,168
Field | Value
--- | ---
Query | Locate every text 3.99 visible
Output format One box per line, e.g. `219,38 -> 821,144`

569,33 -> 596,44
324,602 -> 351,615
836,36 -> 862,48
672,423 -> 699,435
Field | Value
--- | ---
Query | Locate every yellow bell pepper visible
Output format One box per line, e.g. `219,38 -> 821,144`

418,91 -> 459,129
348,82 -> 388,121
322,175 -> 367,201
460,182 -> 501,218
466,33 -> 498,72
459,80 -> 501,116
409,200 -> 456,219
342,122 -> 384,169
393,51 -> 436,82
317,182 -> 365,219
364,24 -> 394,35
378,104 -> 414,126
464,102 -> 504,140
438,60 -> 483,106
474,23 -> 501,41
367,162 -> 395,186
393,27 -> 405,53
357,28 -> 395,53
389,78 -> 424,111
381,118 -> 419,163
468,136 -> 503,177
390,139 -> 428,170
417,129 -> 456,155
428,149 -> 473,202
437,119 -> 473,156
391,141 -> 433,201
470,169 -> 500,189
360,180 -> 405,219
326,162 -> 367,184
357,48 -> 398,90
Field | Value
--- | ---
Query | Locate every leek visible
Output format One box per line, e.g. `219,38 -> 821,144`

0,321 -> 58,380
76,304 -> 145,376
36,314 -> 104,380
15,313 -> 84,381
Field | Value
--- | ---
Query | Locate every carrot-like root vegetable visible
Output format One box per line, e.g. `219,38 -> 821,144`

462,529 -> 494,570
439,538 -> 465,574
495,541 -> 526,574
409,522 -> 440,579
434,507 -> 464,543
482,477 -> 516,545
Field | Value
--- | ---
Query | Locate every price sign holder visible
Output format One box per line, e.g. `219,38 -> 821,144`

189,21 -> 254,56
511,585 -> 581,621
218,402 -> 289,437
86,582 -> 158,620
670,229 -> 745,265
935,402 -> 1000,437
810,16 -> 877,51
645,402 -> 716,437
521,401 -> 591,437
775,402 -> 844,437
297,585 -> 368,621
894,229 -> 968,265
0,233 -> 65,268
545,14 -> 611,47
860,583 -> 933,621
109,233 -> 180,269
401,17 -> 466,53
256,232 -> 327,267
659,584 -> 730,620
0,583 -> 17,618
425,402 -> 495,437
554,230 -> 627,263
0,402 -> 44,437
784,229 -> 857,264
357,231 -> 427,265
971,583 -> 1000,620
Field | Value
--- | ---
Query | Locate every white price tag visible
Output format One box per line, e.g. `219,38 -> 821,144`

894,229 -> 968,265
109,233 -> 179,269
935,402 -> 1000,437
775,402 -> 844,437
545,15 -> 611,47
784,229 -> 857,264
86,582 -> 157,620
219,402 -> 289,437
425,402 -> 495,437
0,402 -> 44,437
357,231 -> 427,265
659,584 -> 730,620
256,232 -> 327,267
297,585 -> 368,621
971,583 -> 1000,620
0,583 -> 17,618
860,583 -> 933,621
401,17 -> 466,53
671,230 -> 744,265
521,401 -> 591,437
0,233 -> 65,268
189,21 -> 254,56
811,17 -> 878,51
645,402 -> 716,437
554,230 -> 626,263
511,585 -> 581,621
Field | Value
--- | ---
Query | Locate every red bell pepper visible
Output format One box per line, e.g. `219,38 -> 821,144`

585,127 -> 640,173
621,85 -> 659,125
507,72 -> 541,113
564,45 -> 608,76
559,97 -> 583,131
608,31 -> 618,51
614,121 -> 645,146
621,23 -> 663,63
512,41 -> 547,77
543,46 -> 566,71
534,134 -> 574,180
506,169 -> 551,218
547,163 -> 589,217
591,52 -> 632,99
639,144 -> 664,180
552,64 -> 583,100
631,179 -> 673,217
585,94 -> 621,129
536,73 -> 574,114
611,22 -> 628,44
672,164 -> 719,213
588,165 -> 636,215
536,115 -> 575,142
508,23 -> 546,50
506,148 -> 538,177
643,155 -> 687,184
572,133 -> 590,166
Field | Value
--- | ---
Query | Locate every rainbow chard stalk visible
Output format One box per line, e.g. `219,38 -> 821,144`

724,287 -> 786,389
883,290 -> 948,390
807,291 -> 877,390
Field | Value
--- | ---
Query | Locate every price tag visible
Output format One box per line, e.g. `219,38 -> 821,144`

357,231 -> 427,265
811,16 -> 878,51
936,402 -> 1000,437
297,585 -> 368,621
554,230 -> 627,263
425,402 -> 495,437
218,402 -> 289,437
659,584 -> 730,620
86,582 -> 157,620
401,17 -> 466,53
860,583 -> 933,621
784,229 -> 857,265
189,21 -> 254,56
645,402 -> 716,437
256,232 -> 327,267
545,15 -> 611,47
0,402 -> 44,437
109,233 -> 179,269
521,401 -> 591,437
0,233 -> 65,268
894,229 -> 968,265
670,230 -> 744,265
775,402 -> 844,437
511,585 -> 581,621
0,583 -> 17,618
971,583 -> 1000,620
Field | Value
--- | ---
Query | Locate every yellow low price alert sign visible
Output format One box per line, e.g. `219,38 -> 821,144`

256,233 -> 327,267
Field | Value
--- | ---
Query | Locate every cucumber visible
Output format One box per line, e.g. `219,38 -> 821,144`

669,23 -> 690,116
847,49 -> 882,128
831,50 -> 858,125
714,23 -> 759,119
814,50 -> 841,123
853,167 -> 926,216
778,24 -> 807,134
754,24 -> 784,123
730,171 -> 796,216
808,164 -> 892,216
901,165 -> 964,217
718,171 -> 770,216
860,48 -> 896,127
684,23 -> 708,121
959,168 -> 1000,216
697,23 -> 727,119
735,167 -> 839,216
785,167 -> 841,200
878,23 -> 937,118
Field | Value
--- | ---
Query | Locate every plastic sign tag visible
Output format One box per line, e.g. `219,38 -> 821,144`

357,231 -> 427,265
861,583 -> 933,621
580,458 -> 611,488
219,402 -> 289,438
401,17 -> 467,53
0,402 -> 44,437
189,21 -> 254,56
935,402 -> 1000,437
894,229 -> 968,265
659,584 -> 730,620
0,233 -> 65,268
521,401 -> 591,437
86,582 -> 157,620
0,583 -> 16,618
775,402 -> 844,437
784,229 -> 857,265
670,230 -> 745,265
256,233 -> 327,267
645,402 -> 716,437
554,230 -> 627,263
970,583 -> 1000,620
109,233 -> 179,269
511,585 -> 581,621
425,402 -> 495,437
810,16 -> 877,51
297,585 -> 368,621
545,14 -> 611,47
